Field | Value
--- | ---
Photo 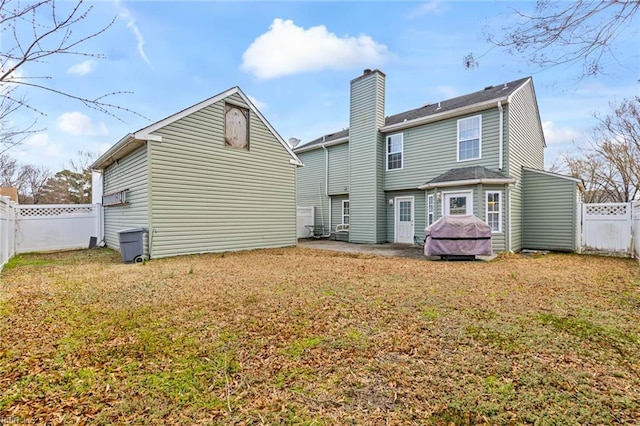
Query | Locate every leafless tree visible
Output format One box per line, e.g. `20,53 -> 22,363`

564,96 -> 640,202
0,153 -> 52,203
465,1 -> 639,80
0,0 -> 145,152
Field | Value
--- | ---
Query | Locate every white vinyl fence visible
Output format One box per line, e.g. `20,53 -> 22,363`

579,202 -> 633,257
0,203 -> 104,270
0,196 -> 17,269
633,202 -> 640,262
296,206 -> 315,238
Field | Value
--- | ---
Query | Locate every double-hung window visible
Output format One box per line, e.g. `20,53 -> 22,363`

485,191 -> 502,232
342,200 -> 350,225
457,115 -> 481,161
386,134 -> 403,170
427,194 -> 434,226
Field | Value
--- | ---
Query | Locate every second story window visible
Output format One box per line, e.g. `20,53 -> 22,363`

457,115 -> 481,161
387,133 -> 403,170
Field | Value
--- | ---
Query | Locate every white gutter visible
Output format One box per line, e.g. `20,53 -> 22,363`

497,101 -> 504,171
508,186 -> 512,252
294,136 -> 349,154
90,133 -> 135,170
418,177 -> 516,190
322,144 -> 328,196
381,97 -> 510,133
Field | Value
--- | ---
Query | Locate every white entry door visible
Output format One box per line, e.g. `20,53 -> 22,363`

395,197 -> 414,243
444,192 -> 473,216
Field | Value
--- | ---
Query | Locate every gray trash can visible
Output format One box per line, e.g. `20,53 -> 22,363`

118,228 -> 147,263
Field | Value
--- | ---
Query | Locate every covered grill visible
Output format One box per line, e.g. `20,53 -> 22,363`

424,215 -> 492,260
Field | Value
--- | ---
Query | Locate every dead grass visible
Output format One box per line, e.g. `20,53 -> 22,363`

1,247 -> 639,424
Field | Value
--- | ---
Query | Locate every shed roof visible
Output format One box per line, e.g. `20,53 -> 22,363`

295,76 -> 531,153
92,86 -> 302,170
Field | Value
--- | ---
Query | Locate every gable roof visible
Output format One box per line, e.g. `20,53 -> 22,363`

294,76 -> 532,153
92,86 -> 302,170
418,166 -> 516,190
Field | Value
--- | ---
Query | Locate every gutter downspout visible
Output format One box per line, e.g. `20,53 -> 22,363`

322,144 -> 331,232
497,101 -> 504,171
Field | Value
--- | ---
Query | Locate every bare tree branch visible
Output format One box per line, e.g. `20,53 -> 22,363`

564,96 -> 640,202
467,1 -> 640,81
0,0 -> 149,152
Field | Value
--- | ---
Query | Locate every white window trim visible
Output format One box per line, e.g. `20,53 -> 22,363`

457,115 -> 482,162
341,199 -> 350,225
427,194 -> 435,226
442,190 -> 473,216
386,133 -> 403,171
485,191 -> 503,233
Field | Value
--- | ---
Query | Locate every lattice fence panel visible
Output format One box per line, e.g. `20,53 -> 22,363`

17,206 -> 94,218
584,204 -> 628,216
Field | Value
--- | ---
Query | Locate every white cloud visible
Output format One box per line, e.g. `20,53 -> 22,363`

68,60 -> 97,76
407,1 -> 445,19
247,95 -> 267,110
542,121 -> 581,146
114,0 -> 152,67
24,134 -> 63,159
57,112 -> 108,136
241,19 -> 388,79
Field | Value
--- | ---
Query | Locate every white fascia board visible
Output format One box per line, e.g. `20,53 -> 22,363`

418,177 -> 517,190
90,133 -> 135,170
381,97 -> 510,133
294,137 -> 349,154
522,167 -> 582,183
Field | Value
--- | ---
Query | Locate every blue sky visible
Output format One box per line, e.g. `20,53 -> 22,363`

6,0 -> 639,171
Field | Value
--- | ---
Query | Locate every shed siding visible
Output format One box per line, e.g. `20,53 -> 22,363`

349,72 -> 386,243
296,149 -> 330,230
328,143 -> 350,195
522,169 -> 577,251
103,145 -> 149,254
148,92 -> 297,258
384,109 -> 502,191
505,80 -> 545,251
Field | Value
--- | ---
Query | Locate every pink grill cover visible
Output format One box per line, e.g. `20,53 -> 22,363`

424,215 -> 492,256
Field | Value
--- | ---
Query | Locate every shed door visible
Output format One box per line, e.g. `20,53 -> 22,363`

395,197 -> 414,244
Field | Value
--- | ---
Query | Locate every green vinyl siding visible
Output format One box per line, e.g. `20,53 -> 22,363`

327,143 -> 349,195
349,71 -> 386,243
505,79 -> 545,251
148,92 -> 297,258
384,109 -> 502,191
331,194 -> 349,227
296,149 -> 330,230
103,145 -> 149,255
522,169 -> 577,252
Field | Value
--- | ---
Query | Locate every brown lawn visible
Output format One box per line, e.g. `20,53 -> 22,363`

1,247 -> 639,424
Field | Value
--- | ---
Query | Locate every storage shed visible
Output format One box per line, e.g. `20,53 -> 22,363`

522,167 -> 582,252
91,86 -> 302,259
